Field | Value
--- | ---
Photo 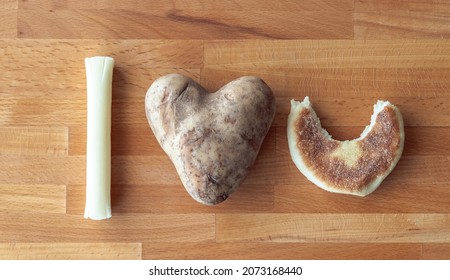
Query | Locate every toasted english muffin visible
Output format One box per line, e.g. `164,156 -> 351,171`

287,97 -> 404,196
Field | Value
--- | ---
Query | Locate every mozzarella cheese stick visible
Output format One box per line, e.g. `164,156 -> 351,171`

84,56 -> 114,220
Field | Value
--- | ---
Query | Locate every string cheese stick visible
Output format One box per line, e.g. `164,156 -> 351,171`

84,56 -> 114,220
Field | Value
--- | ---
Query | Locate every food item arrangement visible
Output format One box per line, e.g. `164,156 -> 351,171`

287,97 -> 404,196
145,74 -> 276,205
83,57 -> 405,215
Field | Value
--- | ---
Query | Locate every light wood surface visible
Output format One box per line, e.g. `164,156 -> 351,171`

1,0 -> 450,260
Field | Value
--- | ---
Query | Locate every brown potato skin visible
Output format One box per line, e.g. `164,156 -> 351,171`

145,74 -> 276,205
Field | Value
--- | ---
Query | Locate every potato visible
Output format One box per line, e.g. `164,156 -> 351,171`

145,74 -> 276,205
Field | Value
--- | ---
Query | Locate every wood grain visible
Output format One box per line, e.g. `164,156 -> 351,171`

19,0 -> 353,11
0,243 -> 141,260
422,244 -> 450,260
0,39 -> 204,68
354,11 -> 450,39
142,242 -> 422,260
274,183 -> 450,214
0,126 -> 68,156
204,40 -> 450,69
1,0 -> 17,9
0,9 -> 17,38
0,213 -> 214,242
1,0 -> 450,260
17,8 -> 353,39
355,0 -> 450,12
200,68 -> 450,98
354,0 -> 450,39
0,184 -> 66,213
216,214 -> 450,243
0,96 -> 86,126
0,155 -> 84,185
67,183 -> 274,214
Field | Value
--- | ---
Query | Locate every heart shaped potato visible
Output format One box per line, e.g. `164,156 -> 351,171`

145,74 -> 276,205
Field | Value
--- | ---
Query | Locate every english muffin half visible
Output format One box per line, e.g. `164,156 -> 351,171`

287,97 -> 404,196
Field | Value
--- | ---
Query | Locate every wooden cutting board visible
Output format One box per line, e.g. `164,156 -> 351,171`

1,0 -> 450,260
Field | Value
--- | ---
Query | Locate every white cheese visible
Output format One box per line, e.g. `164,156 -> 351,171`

84,56 -> 114,220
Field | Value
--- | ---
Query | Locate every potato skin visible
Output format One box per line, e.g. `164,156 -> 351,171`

145,74 -> 276,205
